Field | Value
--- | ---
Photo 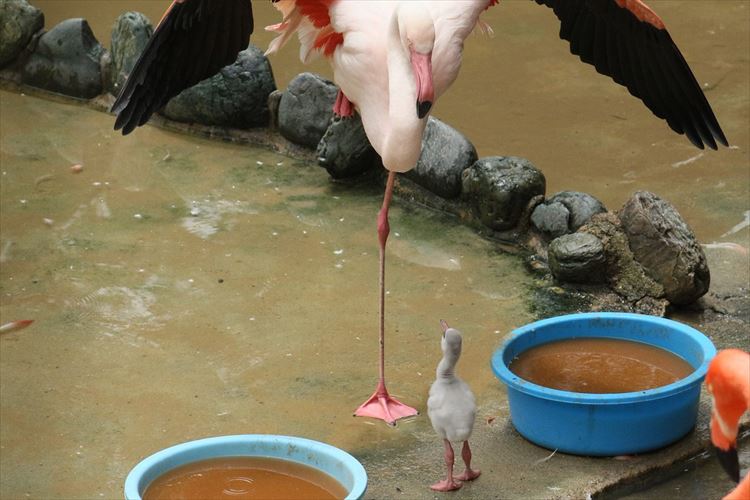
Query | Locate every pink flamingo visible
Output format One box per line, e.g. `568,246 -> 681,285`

706,349 -> 750,500
112,0 -> 727,426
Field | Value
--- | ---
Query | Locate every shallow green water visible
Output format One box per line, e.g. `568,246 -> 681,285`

0,89 -> 533,497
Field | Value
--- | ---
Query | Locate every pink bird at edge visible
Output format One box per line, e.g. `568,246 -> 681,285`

706,349 -> 750,500
112,0 -> 728,426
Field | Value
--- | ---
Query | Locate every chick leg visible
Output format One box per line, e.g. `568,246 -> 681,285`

431,439 -> 462,491
455,441 -> 481,481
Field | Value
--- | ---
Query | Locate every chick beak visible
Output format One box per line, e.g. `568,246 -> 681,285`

440,320 -> 449,337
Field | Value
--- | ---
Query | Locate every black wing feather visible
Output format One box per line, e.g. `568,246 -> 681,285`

625,32 -> 659,120
591,15 -> 609,76
112,0 -> 254,135
533,0 -> 728,149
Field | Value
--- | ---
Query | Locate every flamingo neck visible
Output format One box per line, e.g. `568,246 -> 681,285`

437,351 -> 459,380
710,405 -> 737,450
380,8 -> 429,173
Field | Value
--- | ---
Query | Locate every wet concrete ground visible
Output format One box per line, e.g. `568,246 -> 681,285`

619,446 -> 750,499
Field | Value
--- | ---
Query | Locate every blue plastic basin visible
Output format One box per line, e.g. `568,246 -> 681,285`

124,434 -> 367,499
491,312 -> 716,456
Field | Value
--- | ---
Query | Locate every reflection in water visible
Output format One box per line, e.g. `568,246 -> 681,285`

180,198 -> 259,240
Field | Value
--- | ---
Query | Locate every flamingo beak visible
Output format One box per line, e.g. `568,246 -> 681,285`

709,402 -> 741,483
712,443 -> 740,483
440,319 -> 449,338
411,49 -> 433,119
708,410 -> 740,483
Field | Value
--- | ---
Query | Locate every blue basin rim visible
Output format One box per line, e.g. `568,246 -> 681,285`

492,312 -> 716,404
124,434 -> 368,500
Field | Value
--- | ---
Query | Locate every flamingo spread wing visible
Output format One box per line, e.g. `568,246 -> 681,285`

112,0 -> 253,135
110,0 -> 728,151
534,0 -> 728,150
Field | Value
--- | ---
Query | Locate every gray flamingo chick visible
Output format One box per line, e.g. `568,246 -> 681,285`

427,320 -> 481,492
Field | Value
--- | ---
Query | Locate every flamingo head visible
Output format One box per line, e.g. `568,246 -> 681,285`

439,320 -> 462,358
397,3 -> 435,119
705,349 -> 750,483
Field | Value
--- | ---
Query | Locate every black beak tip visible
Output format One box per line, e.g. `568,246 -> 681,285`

417,101 -> 432,119
712,444 -> 740,483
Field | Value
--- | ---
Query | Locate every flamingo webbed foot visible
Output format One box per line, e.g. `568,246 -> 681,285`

354,384 -> 418,426
455,468 -> 481,481
430,478 -> 462,492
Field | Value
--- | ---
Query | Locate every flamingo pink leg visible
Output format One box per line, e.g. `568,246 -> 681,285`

431,439 -> 462,492
354,171 -> 418,425
333,89 -> 354,117
455,441 -> 481,481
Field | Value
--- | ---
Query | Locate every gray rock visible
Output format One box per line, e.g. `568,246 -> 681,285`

317,114 -> 378,179
461,156 -> 546,231
317,113 -> 476,193
0,0 -> 43,67
531,191 -> 606,238
548,233 -> 607,284
619,191 -> 710,305
21,18 -> 104,98
107,11 -> 152,95
552,191 -> 607,230
267,89 -> 283,129
162,45 -> 275,129
633,296 -> 668,317
580,212 -> 665,302
99,49 -> 113,94
531,201 -> 570,238
404,117 -> 477,199
278,72 -> 337,148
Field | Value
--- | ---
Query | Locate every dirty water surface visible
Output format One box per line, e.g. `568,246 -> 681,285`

0,90 -> 532,498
